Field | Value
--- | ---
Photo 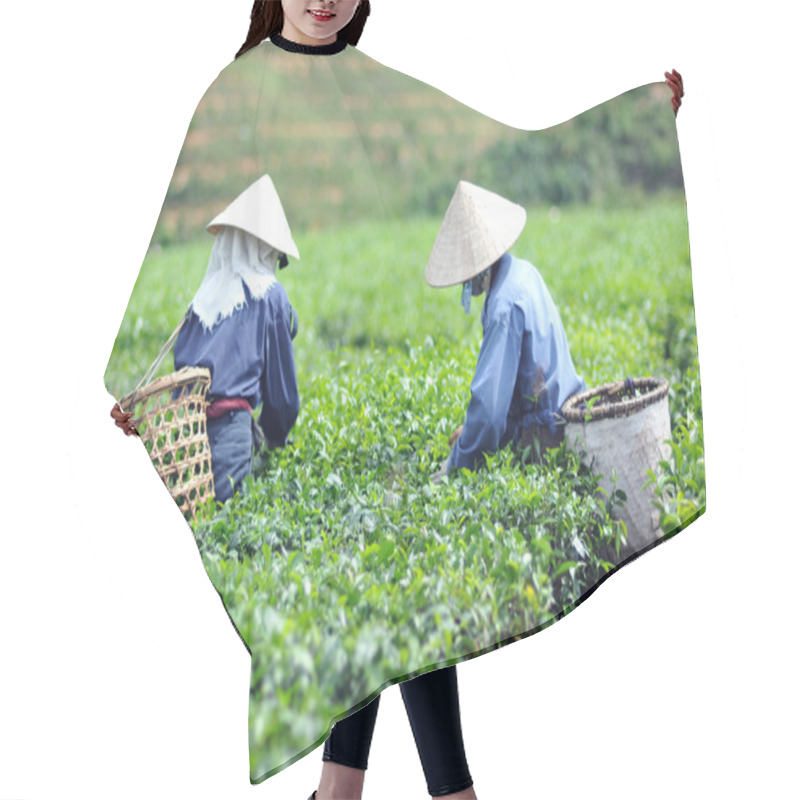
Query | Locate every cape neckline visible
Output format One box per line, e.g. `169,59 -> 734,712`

270,32 -> 348,56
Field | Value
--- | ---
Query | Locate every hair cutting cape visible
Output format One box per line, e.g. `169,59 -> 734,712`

105,39 -> 704,783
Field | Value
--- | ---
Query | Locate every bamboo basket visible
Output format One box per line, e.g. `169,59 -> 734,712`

561,377 -> 670,553
118,317 -> 215,520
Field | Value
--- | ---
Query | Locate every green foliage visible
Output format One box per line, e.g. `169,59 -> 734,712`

104,200 -> 704,776
475,84 -> 683,207
196,372 -> 623,773
646,359 -> 705,532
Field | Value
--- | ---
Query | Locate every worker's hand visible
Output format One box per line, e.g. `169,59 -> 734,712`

665,69 -> 684,116
448,425 -> 464,447
431,462 -> 448,485
110,402 -> 138,436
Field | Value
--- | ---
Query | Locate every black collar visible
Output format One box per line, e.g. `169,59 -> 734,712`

270,32 -> 347,56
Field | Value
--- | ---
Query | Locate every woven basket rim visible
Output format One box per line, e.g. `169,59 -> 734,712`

561,376 -> 669,422
119,366 -> 211,411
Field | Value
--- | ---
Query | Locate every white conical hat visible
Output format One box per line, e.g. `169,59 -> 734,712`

207,174 -> 300,260
425,180 -> 526,287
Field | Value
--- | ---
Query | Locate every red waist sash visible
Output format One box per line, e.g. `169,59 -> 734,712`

206,397 -> 252,420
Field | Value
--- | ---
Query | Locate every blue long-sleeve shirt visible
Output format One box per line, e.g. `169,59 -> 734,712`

174,282 -> 300,446
448,253 -> 585,472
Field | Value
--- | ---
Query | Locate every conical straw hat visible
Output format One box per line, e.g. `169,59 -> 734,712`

425,181 -> 526,287
207,174 -> 300,260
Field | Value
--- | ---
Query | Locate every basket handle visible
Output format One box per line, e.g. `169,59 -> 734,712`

133,310 -> 190,394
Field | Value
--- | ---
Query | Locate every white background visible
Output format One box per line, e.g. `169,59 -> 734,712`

1,1 -> 797,798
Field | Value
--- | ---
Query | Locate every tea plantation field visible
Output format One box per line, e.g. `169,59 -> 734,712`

106,198 -> 704,777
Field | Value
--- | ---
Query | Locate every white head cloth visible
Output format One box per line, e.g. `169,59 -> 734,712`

191,226 -> 280,330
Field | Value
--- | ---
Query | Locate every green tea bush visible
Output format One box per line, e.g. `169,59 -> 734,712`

195,344 -> 624,772
106,201 -> 703,775
647,357 -> 705,532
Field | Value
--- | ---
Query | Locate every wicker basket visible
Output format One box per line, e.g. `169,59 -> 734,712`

119,317 -> 215,520
562,378 -> 671,553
